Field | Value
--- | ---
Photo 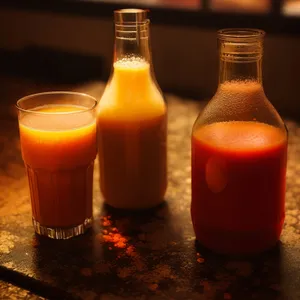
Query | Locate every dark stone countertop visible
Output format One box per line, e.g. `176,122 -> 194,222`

0,280 -> 45,300
0,80 -> 300,300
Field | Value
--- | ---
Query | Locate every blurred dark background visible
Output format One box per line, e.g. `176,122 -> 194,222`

1,0 -> 300,118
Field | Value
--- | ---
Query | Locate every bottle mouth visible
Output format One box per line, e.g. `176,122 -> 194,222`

218,28 -> 265,42
218,28 -> 264,62
114,8 -> 149,25
114,8 -> 150,39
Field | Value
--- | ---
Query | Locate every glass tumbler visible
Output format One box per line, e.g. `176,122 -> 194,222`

17,92 -> 97,239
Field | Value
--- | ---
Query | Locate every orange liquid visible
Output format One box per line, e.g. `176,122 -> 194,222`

192,121 -> 287,254
19,105 -> 97,227
97,59 -> 167,209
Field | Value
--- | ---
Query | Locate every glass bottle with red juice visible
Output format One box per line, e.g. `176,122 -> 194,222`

191,29 -> 288,254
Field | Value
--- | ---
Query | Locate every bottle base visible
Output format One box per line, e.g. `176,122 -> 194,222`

194,225 -> 282,255
103,199 -> 166,211
32,217 -> 93,239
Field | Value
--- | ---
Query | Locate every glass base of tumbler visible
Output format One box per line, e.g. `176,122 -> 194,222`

32,217 -> 93,239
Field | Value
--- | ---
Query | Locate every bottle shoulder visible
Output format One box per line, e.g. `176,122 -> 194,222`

193,81 -> 286,133
97,78 -> 166,121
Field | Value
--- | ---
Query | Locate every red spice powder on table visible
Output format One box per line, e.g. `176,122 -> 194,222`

80,268 -> 93,277
148,283 -> 158,291
102,233 -> 127,248
196,252 -> 205,263
100,216 -> 129,250
102,216 -> 112,227
126,245 -> 136,256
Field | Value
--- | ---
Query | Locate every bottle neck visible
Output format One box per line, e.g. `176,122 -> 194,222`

112,20 -> 154,93
218,38 -> 263,85
219,59 -> 262,84
113,21 -> 151,64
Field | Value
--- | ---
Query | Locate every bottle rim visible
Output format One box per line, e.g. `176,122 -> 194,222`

218,28 -> 265,42
114,19 -> 150,28
114,8 -> 149,26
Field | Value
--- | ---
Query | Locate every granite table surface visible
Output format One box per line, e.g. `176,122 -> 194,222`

0,79 -> 300,300
0,279 -> 45,300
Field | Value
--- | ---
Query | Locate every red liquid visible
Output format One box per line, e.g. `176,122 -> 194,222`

191,121 -> 287,254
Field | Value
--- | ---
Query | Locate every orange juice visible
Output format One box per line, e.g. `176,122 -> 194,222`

97,58 -> 167,209
19,104 -> 97,229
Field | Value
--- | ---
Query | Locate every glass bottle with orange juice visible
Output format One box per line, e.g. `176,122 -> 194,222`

191,29 -> 288,254
97,9 -> 167,209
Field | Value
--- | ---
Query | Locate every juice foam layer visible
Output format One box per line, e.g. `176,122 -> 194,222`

194,121 -> 286,152
20,105 -> 95,131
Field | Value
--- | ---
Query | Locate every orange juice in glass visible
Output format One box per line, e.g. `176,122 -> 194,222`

17,92 -> 97,239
